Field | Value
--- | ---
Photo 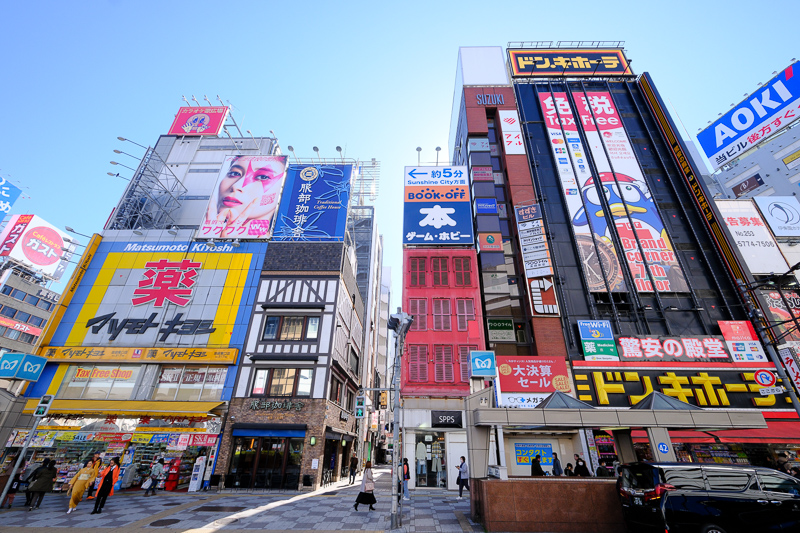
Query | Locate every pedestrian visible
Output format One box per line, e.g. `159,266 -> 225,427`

143,458 -> 165,497
595,460 -> 610,477
86,453 -> 102,500
353,460 -> 376,511
456,456 -> 469,499
531,455 -> 545,477
349,455 -> 358,485
564,463 -> 575,477
0,455 -> 18,498
790,466 -> 800,479
574,457 -> 591,477
67,460 -> 97,514
24,459 -> 49,507
91,457 -> 120,515
1,458 -> 24,509
27,459 -> 57,511
402,458 -> 410,500
552,453 -> 563,477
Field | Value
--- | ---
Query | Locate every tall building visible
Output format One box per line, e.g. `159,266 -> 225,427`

0,106 -> 387,492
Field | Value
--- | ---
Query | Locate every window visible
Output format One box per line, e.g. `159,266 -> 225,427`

1,307 -> 16,318
36,300 -> 53,311
296,369 -> 313,396
329,376 -> 344,404
758,472 -> 800,495
262,316 -> 321,341
408,345 -> 428,382
58,365 -> 141,401
19,332 -> 36,344
346,390 -> 355,412
456,299 -> 475,331
515,322 -> 527,343
15,311 -> 30,324
349,349 -> 360,375
663,468 -> 705,491
28,316 -> 45,327
432,299 -> 451,331
409,258 -> 426,287
0,286 -> 12,296
11,289 -> 25,301
4,329 -> 20,341
454,257 -> 472,286
24,294 -> 39,306
269,368 -> 297,396
151,365 -> 226,401
252,369 -> 269,395
704,469 -> 751,492
409,299 -> 427,331
459,345 -> 477,382
432,258 -> 448,286
434,345 -> 454,382
263,317 -> 280,340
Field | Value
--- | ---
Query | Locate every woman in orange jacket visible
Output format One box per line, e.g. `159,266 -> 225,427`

90,457 -> 120,515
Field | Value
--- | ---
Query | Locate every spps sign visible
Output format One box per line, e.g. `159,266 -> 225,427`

403,166 -> 473,245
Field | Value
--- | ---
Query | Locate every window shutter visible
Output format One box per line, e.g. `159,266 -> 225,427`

457,299 -> 466,331
434,345 -> 444,382
441,299 -> 451,331
418,299 -> 427,330
440,259 -> 448,286
433,299 -> 442,330
459,346 -> 474,382
418,345 -> 428,382
409,345 -> 419,382
443,345 -> 454,382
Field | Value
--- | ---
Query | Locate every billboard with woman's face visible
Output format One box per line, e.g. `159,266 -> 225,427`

199,155 -> 289,239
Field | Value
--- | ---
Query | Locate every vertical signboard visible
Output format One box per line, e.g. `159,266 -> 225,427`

271,164 -> 353,241
515,204 -> 559,316
697,65 -> 800,170
538,92 -> 626,292
572,90 -> 689,293
0,177 -> 22,214
200,155 -> 289,240
403,166 -> 473,245
778,347 -> 800,395
497,110 -> 526,155
717,200 -> 788,275
577,320 -> 619,361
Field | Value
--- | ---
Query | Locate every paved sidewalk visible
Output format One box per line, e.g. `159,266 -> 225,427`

0,467 -> 482,532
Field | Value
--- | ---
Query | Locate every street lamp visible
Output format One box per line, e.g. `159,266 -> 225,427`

110,161 -> 136,172
387,311 -> 413,529
65,227 -> 92,239
117,136 -> 148,150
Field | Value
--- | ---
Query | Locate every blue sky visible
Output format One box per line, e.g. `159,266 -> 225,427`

1,0 -> 796,304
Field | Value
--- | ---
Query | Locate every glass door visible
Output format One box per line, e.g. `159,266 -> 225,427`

229,437 -> 258,488
257,438 -> 286,489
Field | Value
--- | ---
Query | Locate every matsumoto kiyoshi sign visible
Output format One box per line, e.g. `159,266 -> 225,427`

403,166 -> 473,245
698,65 -> 800,170
43,240 -> 266,350
272,164 -> 353,241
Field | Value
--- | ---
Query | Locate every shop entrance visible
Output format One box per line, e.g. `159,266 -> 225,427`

228,436 -> 303,490
414,431 -> 447,488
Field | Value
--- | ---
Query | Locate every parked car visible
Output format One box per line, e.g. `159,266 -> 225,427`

617,462 -> 800,533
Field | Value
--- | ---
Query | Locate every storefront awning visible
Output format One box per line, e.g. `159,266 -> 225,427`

632,420 -> 800,444
23,399 -> 225,418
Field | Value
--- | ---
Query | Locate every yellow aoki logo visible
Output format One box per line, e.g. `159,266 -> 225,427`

499,364 -> 512,376
300,167 -> 319,181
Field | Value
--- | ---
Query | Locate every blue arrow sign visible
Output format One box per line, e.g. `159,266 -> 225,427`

408,169 -> 428,179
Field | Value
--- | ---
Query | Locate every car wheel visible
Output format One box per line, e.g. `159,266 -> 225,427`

701,525 -> 727,533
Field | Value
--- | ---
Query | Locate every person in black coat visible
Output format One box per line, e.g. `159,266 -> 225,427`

574,458 -> 592,477
27,459 -> 57,511
530,455 -> 545,477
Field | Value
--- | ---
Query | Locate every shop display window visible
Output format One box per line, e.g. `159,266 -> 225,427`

57,365 -> 141,400
414,432 -> 447,488
152,365 -> 226,401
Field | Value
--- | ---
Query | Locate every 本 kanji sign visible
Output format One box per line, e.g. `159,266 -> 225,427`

403,166 -> 473,245
616,335 -> 732,363
508,49 -> 631,77
573,361 -> 793,410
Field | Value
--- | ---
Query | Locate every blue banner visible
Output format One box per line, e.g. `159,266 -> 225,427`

0,177 -> 22,214
403,201 -> 474,245
272,164 -> 352,241
578,320 -> 614,341
514,443 -> 553,466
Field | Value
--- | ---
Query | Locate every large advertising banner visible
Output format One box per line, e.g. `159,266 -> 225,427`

44,238 -> 267,351
494,356 -> 572,408
403,166 -> 473,245
0,214 -> 76,281
753,196 -> 800,237
200,155 -> 289,240
271,164 -> 353,241
167,106 -> 229,137
497,110 -> 526,155
759,289 -> 800,343
538,92 -> 625,292
573,361 -> 793,410
508,49 -> 631,78
698,65 -> 800,170
717,200 -> 788,275
572,91 -> 689,293
615,335 -> 732,363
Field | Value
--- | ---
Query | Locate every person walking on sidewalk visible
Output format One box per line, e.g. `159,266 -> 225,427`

552,453 -> 563,476
530,455 -> 545,477
24,459 -> 49,507
144,458 -> 165,497
456,456 -> 470,500
27,459 -> 57,511
1,460 -> 24,509
67,460 -> 97,514
86,453 -> 101,500
402,458 -> 410,500
349,455 -> 358,485
91,457 -> 120,515
574,457 -> 592,477
353,460 -> 376,511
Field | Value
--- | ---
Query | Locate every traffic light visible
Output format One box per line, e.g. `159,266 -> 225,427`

379,391 -> 388,409
34,395 -> 53,418
355,395 -> 365,418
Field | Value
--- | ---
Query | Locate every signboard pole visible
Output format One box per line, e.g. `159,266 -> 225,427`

0,414 -> 41,507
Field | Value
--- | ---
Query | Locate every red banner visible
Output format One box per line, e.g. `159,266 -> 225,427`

496,356 -> 571,393
168,106 -> 229,136
718,321 -> 759,341
188,434 -> 217,447
0,316 -> 42,336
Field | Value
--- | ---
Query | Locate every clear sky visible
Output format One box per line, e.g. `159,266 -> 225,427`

0,0 -> 796,305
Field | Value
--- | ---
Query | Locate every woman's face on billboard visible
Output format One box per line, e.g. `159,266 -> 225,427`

216,157 -> 285,219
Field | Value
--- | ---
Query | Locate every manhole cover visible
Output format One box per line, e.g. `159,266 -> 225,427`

150,519 -> 181,526
194,506 -> 246,513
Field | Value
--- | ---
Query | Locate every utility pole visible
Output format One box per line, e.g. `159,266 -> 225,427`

388,311 -> 412,530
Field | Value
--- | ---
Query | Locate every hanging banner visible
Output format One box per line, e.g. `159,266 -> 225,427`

572,90 -> 689,293
495,356 -> 572,408
717,200 -> 788,275
497,110 -> 526,155
538,92 -> 625,292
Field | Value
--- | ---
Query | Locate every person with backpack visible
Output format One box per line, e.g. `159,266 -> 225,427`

143,458 -> 165,497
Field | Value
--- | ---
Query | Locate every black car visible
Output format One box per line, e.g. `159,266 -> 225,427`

617,462 -> 800,533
